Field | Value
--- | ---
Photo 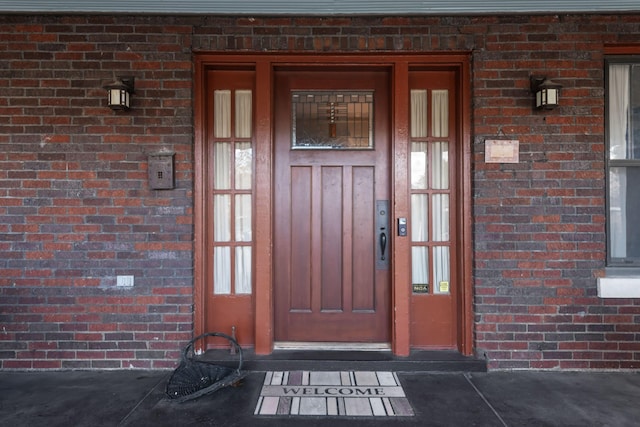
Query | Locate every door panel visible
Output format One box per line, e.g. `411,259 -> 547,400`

274,69 -> 390,343
290,166 -> 312,311
320,166 -> 344,312
352,166 -> 375,311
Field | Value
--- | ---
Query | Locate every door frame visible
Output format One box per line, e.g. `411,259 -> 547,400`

194,53 -> 473,356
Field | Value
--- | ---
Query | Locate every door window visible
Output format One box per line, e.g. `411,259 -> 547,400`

291,91 -> 374,149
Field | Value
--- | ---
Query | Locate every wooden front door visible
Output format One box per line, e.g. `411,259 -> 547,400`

274,69 -> 391,343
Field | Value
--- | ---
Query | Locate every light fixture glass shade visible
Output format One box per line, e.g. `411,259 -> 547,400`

103,77 -> 134,111
545,88 -> 558,106
537,87 -> 559,109
107,87 -> 130,110
533,77 -> 561,110
536,90 -> 543,108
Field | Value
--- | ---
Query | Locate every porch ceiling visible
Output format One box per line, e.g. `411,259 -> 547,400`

0,0 -> 639,15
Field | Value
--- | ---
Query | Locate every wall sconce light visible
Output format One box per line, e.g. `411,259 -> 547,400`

103,76 -> 135,111
530,76 -> 562,110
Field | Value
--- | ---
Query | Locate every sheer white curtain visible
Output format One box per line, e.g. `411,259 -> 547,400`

235,142 -> 252,190
213,143 -> 231,294
214,89 -> 254,294
412,247 -> 429,288
432,90 -> 449,137
411,194 -> 428,242
411,90 -> 428,138
214,247 -> 231,295
235,247 -> 252,294
214,195 -> 231,294
411,141 -> 428,189
235,195 -> 252,242
235,90 -> 252,138
235,90 -> 253,190
214,143 -> 231,189
410,90 -> 429,289
213,90 -> 232,294
432,194 -> 449,242
214,90 -> 231,138
235,90 -> 253,293
432,142 -> 449,189
410,89 -> 451,291
433,91 -> 450,292
609,65 -> 629,258
433,246 -> 450,294
432,191 -> 450,293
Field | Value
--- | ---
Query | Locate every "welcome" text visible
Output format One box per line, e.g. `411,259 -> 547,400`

282,387 -> 386,396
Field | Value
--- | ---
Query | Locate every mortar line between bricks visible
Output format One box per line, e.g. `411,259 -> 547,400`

118,373 -> 170,427
464,373 -> 509,427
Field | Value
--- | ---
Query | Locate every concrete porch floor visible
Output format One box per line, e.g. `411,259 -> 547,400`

2,369 -> 640,426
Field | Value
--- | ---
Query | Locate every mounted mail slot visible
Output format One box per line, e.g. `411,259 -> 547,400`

148,152 -> 175,190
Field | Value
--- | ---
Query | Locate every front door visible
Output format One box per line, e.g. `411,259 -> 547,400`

274,69 -> 391,343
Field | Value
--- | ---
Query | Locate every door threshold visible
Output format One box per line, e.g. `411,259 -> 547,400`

274,342 -> 392,352
201,348 -> 487,372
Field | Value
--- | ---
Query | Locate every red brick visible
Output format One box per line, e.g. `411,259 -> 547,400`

0,12 -> 636,372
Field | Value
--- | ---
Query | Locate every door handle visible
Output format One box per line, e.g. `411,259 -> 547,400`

376,200 -> 390,270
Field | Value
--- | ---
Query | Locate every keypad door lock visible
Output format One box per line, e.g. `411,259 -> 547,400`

398,218 -> 407,236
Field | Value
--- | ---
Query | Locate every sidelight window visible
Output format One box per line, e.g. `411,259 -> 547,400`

410,89 -> 451,294
212,89 -> 253,294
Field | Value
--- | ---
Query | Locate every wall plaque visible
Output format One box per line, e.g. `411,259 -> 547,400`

485,139 -> 519,163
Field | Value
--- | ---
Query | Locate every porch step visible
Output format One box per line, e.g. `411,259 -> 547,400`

200,349 -> 487,373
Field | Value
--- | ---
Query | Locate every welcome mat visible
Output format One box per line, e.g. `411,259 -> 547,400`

254,371 -> 414,417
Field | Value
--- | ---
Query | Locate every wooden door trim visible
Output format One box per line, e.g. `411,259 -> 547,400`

392,61 -> 411,356
193,53 -> 473,356
458,57 -> 473,355
253,59 -> 274,354
193,54 -> 207,350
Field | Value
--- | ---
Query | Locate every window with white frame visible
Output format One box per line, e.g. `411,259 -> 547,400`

607,59 -> 640,265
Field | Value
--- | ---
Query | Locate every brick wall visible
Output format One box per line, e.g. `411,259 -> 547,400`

472,15 -> 638,369
0,15 -> 195,368
1,13 -> 639,370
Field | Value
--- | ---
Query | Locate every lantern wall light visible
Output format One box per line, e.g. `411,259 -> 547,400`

103,76 -> 135,111
530,76 -> 562,110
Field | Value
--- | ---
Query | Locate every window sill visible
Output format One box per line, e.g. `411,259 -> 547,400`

597,277 -> 640,298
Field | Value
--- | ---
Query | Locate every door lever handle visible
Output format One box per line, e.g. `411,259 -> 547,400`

375,200 -> 390,270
